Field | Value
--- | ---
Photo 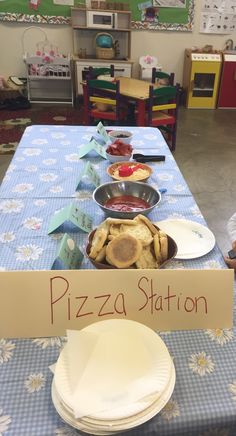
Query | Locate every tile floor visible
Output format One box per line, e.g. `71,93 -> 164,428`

0,106 -> 235,256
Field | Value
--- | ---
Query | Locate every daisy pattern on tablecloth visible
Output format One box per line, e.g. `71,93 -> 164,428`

31,139 -> 48,145
51,132 -> 66,139
190,204 -> 202,217
50,186 -> 63,193
0,408 -> 11,433
43,158 -> 57,165
143,133 -> 157,140
24,165 -> 37,172
203,260 -> 223,269
168,213 -> 186,220
65,153 -> 80,162
132,140 -> 145,146
166,196 -> 178,204
7,163 -> 17,173
160,399 -> 180,420
24,373 -> 46,393
157,173 -> 173,182
12,183 -> 34,193
23,147 -> 43,155
173,184 -> 185,192
23,217 -> 43,230
34,199 -> 47,207
15,244 -> 43,261
228,380 -> 236,401
0,199 -> 24,213
205,329 -> 233,345
39,173 -> 58,182
189,351 -> 215,376
0,232 -> 15,243
0,339 -> 15,364
32,337 -> 64,349
165,260 -> 185,269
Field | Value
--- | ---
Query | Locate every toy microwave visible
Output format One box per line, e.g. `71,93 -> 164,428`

86,10 -> 117,29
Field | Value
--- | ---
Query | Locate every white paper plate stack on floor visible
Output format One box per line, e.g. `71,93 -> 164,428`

52,319 -> 175,435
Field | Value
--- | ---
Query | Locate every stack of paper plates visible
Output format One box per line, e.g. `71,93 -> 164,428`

52,319 -> 175,435
156,219 -> 215,259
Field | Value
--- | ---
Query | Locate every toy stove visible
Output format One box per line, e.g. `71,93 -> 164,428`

183,49 -> 222,109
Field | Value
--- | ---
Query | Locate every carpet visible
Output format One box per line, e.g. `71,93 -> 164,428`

0,105 -> 85,155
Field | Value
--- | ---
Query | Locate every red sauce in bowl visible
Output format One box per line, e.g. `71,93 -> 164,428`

104,195 -> 149,212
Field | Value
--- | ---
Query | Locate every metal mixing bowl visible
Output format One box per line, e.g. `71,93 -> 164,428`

93,180 -> 161,219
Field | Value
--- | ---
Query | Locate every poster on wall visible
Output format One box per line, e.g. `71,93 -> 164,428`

200,0 -> 236,33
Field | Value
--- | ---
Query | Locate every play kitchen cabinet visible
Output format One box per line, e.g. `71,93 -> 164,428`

71,7 -> 133,95
218,52 -> 236,108
75,60 -> 132,94
183,49 -> 222,109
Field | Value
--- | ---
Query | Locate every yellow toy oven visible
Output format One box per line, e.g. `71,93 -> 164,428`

183,49 -> 222,109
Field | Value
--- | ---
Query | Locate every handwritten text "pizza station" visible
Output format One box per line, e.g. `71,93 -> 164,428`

49,275 -> 208,325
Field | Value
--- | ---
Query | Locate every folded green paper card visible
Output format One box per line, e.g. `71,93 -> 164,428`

51,233 -> 84,270
76,161 -> 100,190
97,121 -> 110,143
78,139 -> 107,159
48,203 -> 93,234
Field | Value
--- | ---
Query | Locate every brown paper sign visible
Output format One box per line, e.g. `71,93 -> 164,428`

0,269 -> 234,338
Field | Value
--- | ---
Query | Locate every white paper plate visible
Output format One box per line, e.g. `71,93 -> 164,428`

52,362 -> 175,434
156,219 -> 215,259
54,319 -> 173,420
51,380 -> 117,435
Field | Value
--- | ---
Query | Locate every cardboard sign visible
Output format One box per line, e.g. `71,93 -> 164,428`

97,122 -> 110,143
78,139 -> 107,159
51,234 -> 84,270
48,203 -> 93,234
76,161 -> 101,189
0,269 -> 233,338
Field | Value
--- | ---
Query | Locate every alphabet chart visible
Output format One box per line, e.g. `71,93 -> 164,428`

200,0 -> 236,33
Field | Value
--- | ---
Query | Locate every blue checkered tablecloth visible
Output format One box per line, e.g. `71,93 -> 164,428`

0,125 -> 235,436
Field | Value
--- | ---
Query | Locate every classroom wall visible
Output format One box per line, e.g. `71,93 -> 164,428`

0,1 -> 234,84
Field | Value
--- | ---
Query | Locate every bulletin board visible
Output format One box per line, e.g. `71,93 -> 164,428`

131,0 -> 194,31
0,0 -> 71,24
0,0 -> 194,30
